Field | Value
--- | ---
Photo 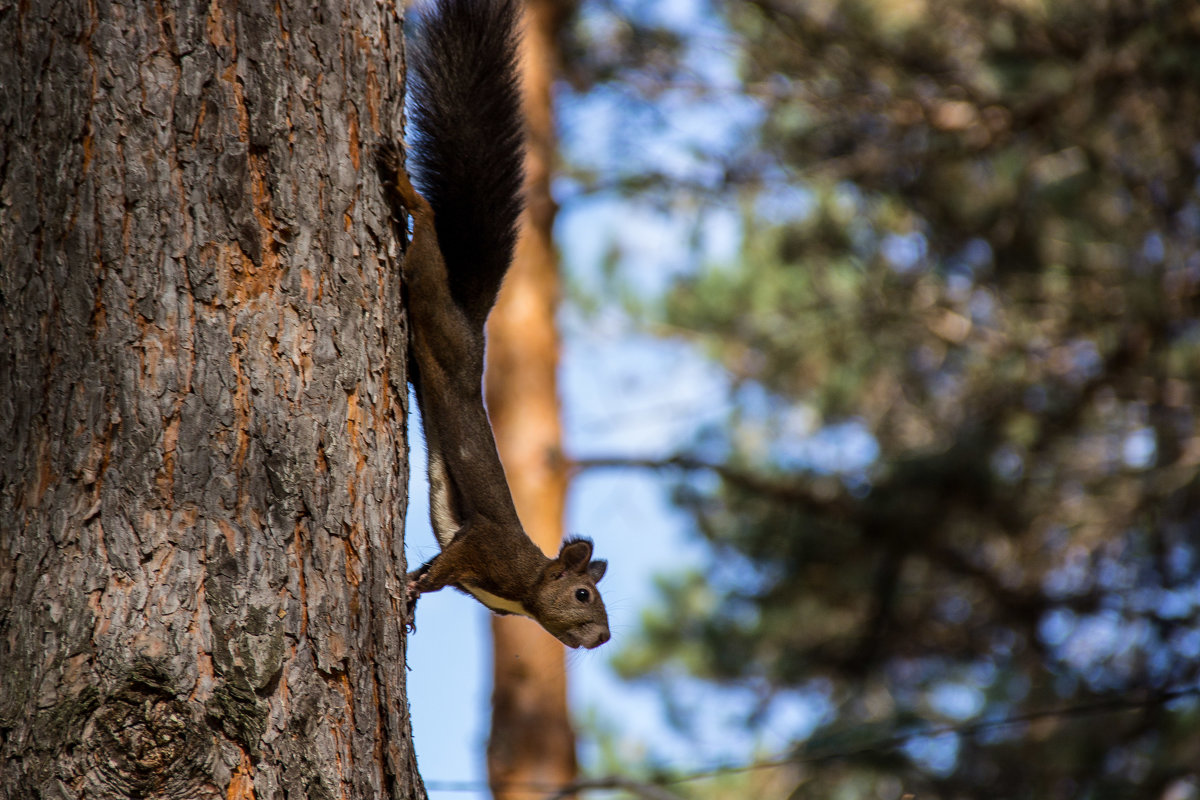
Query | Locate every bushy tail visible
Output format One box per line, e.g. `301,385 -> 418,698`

407,0 -> 526,329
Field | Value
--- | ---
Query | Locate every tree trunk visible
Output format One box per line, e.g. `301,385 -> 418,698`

0,0 -> 422,797
485,2 -> 577,799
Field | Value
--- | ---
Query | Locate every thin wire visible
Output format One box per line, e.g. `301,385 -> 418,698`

422,683 -> 1200,794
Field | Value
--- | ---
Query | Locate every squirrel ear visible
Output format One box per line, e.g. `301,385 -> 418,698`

558,539 -> 593,573
587,559 -> 607,584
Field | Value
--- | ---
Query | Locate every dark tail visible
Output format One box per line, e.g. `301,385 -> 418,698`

407,0 -> 526,329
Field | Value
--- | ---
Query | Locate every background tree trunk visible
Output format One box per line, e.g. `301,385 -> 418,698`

0,0 -> 422,797
485,1 -> 576,798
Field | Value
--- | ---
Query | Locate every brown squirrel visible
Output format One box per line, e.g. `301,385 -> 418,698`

379,0 -> 610,649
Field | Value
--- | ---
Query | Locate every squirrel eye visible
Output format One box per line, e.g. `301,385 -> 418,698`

574,588 -> 590,603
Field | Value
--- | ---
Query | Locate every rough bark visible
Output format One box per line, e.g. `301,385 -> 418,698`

485,1 -> 577,798
0,0 -> 421,797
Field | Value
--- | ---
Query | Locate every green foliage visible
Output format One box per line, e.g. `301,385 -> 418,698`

569,0 -> 1200,796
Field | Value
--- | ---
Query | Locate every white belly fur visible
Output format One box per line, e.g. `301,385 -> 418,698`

464,584 -> 531,618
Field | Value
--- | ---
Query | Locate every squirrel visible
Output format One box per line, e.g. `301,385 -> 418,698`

378,0 -> 610,649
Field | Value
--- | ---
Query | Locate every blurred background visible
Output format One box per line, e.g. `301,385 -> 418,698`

407,0 -> 1200,797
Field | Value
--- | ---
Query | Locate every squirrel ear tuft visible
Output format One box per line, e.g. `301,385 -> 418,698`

587,559 -> 607,584
558,539 -> 593,573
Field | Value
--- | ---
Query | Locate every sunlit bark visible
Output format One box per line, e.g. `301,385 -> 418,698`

0,0 -> 422,796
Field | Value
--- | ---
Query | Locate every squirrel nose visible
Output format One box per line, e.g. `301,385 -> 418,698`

597,629 -> 611,646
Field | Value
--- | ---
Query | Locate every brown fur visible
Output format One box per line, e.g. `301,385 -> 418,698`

379,38 -> 610,646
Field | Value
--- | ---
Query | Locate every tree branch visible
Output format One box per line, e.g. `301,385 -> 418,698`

546,775 -> 684,800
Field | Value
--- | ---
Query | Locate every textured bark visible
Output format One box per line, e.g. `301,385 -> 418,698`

0,0 -> 421,798
485,1 -> 577,798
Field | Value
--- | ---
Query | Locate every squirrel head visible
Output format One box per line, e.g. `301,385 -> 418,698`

529,538 -> 610,649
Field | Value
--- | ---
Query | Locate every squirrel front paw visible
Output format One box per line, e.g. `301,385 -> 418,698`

403,576 -> 422,633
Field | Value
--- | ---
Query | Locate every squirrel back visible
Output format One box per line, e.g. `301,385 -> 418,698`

407,0 -> 525,330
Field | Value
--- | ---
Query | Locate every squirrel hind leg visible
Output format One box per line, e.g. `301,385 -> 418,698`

374,142 -> 431,222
